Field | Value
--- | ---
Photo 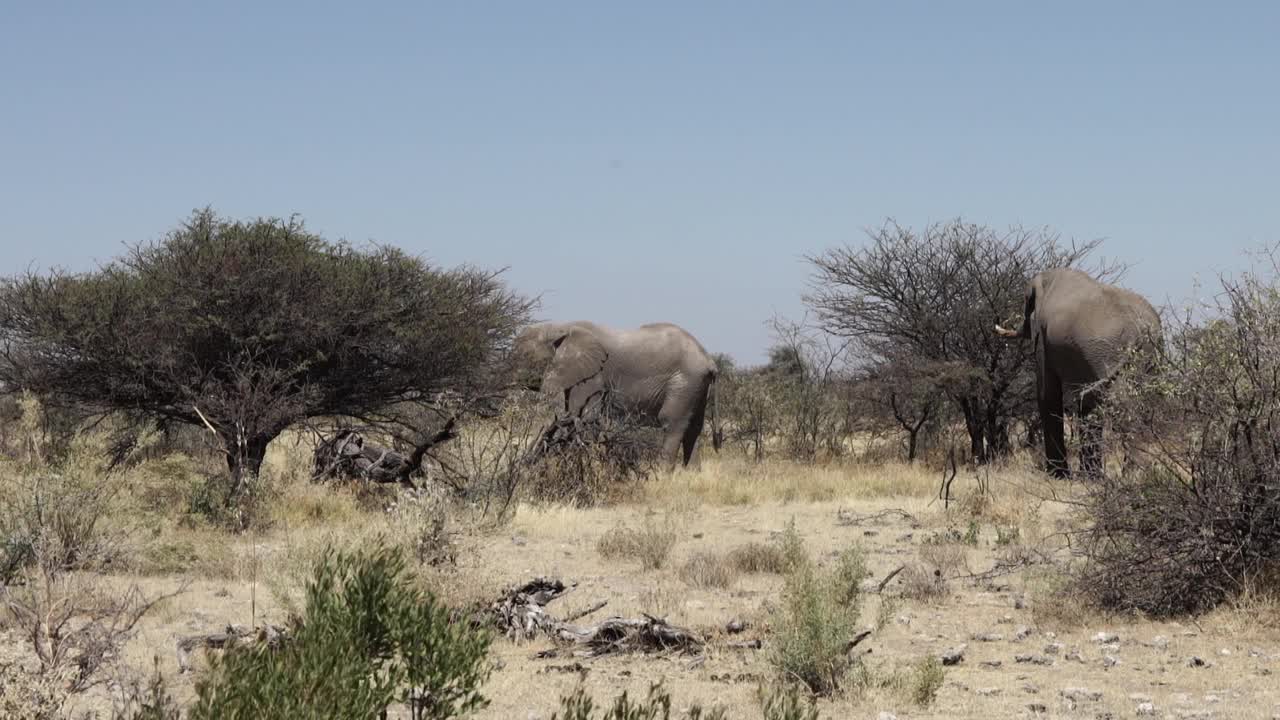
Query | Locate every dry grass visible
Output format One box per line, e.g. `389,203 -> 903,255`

7,414 -> 1280,720
596,516 -> 679,571
679,552 -> 739,589
726,542 -> 791,575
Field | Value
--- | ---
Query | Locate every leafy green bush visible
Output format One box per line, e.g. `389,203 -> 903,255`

551,682 -> 726,720
188,540 -> 492,720
909,656 -> 944,706
767,526 -> 869,696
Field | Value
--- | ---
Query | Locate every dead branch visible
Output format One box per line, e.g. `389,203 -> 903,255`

836,508 -> 917,526
175,623 -> 287,674
875,564 -> 906,593
483,576 -> 702,657
563,600 -> 608,623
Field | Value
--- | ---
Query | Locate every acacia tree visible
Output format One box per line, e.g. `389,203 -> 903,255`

0,208 -> 533,494
805,219 -> 1119,463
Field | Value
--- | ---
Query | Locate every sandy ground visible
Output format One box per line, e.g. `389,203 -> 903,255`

463,498 -> 1280,719
7,457 -> 1280,719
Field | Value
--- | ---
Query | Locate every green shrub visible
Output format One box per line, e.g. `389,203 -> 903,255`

909,656 -> 944,706
768,531 -> 869,696
551,682 -> 726,720
758,683 -> 822,720
188,540 -> 492,720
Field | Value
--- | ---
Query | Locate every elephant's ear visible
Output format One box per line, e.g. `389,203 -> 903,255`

541,327 -> 608,396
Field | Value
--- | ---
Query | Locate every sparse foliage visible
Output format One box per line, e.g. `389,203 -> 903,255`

1081,249 -> 1280,615
805,219 -> 1119,463
551,682 -> 727,720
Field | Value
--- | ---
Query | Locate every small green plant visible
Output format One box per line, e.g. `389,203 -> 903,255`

995,525 -> 1021,546
909,656 -> 945,706
963,518 -> 980,546
758,683 -> 821,720
188,539 -> 492,720
596,516 -> 678,570
768,531 -> 869,696
551,682 -> 726,719
874,595 -> 900,631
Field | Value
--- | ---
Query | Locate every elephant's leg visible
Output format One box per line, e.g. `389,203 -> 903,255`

656,383 -> 701,472
1039,369 -> 1069,479
1078,391 -> 1104,479
679,382 -> 711,470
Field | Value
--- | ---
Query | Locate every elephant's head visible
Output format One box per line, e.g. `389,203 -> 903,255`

994,274 -> 1045,341
512,322 -> 608,396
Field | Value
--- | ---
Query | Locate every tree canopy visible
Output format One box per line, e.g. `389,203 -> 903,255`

0,208 -> 534,489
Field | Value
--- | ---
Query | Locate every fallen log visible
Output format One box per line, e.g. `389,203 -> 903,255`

483,576 -> 702,657
552,614 -> 704,658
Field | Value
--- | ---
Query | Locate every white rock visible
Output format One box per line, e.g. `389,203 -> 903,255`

1136,701 -> 1157,716
1093,631 -> 1120,643
1060,687 -> 1103,702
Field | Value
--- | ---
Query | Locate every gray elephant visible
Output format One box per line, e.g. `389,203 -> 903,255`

513,320 -> 720,469
995,268 -> 1161,478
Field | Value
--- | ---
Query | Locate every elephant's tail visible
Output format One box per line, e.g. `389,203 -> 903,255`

710,371 -> 723,453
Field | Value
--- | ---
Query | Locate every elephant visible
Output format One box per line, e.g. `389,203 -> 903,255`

512,320 -> 721,469
995,267 -> 1161,479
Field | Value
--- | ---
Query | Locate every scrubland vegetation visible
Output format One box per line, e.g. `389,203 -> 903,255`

2,210 -> 1280,718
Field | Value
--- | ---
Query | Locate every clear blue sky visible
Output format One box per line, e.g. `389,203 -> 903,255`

2,2 -> 1277,364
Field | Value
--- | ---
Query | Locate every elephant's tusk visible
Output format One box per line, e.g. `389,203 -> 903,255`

994,324 -> 1020,338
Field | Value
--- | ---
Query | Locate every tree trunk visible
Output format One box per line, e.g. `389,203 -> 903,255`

223,432 -> 273,502
906,429 -> 919,462
959,398 -> 986,463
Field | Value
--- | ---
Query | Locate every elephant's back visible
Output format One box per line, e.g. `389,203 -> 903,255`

629,322 -> 716,372
1041,282 -> 1161,384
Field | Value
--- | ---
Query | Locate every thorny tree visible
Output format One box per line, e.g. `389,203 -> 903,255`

805,219 -> 1120,463
0,208 -> 533,497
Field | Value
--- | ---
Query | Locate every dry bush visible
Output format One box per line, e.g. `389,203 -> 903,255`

727,542 -> 792,575
0,407 -> 183,702
526,408 -> 664,507
679,552 -> 739,589
2,573 -> 181,696
898,564 -> 947,603
638,585 -> 680,619
897,543 -> 965,602
0,661 -> 72,720
918,542 -> 970,579
431,395 -> 550,522
596,517 -> 678,571
1079,253 -> 1280,616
